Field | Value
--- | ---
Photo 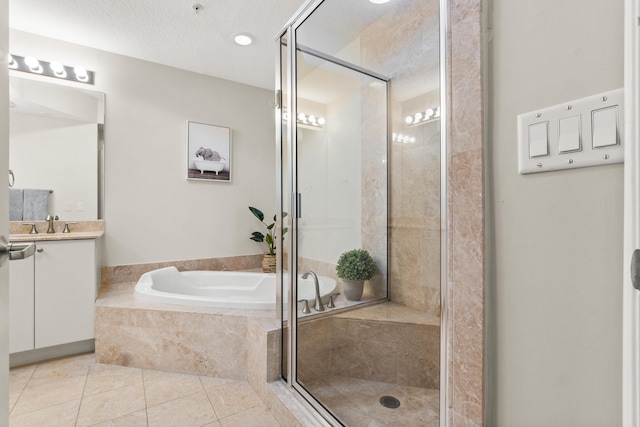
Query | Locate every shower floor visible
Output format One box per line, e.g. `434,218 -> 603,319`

303,375 -> 439,427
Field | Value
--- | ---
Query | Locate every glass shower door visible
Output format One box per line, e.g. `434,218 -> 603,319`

285,18 -> 390,423
278,0 -> 444,425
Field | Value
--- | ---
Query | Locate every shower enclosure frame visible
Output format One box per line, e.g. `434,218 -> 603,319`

274,0 -> 450,424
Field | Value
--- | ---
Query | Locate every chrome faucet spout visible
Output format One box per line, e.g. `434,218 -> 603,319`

301,271 -> 324,312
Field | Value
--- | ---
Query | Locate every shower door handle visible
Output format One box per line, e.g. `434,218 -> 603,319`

631,249 -> 640,291
292,192 -> 302,218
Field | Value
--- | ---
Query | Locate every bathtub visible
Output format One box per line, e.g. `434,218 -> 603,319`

194,159 -> 226,175
134,266 -> 338,310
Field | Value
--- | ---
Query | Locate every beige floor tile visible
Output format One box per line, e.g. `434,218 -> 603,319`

9,390 -> 21,413
201,423 -> 223,427
84,363 -> 143,397
143,369 -> 206,407
11,375 -> 86,416
199,375 -> 234,390
89,409 -> 148,426
30,353 -> 94,381
75,383 -> 146,427
9,365 -> 36,388
219,405 -> 280,427
9,399 -> 80,427
206,381 -> 263,419
147,390 -> 217,427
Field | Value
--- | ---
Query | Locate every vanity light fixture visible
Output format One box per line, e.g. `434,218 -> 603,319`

369,0 -> 391,4
404,106 -> 441,126
234,33 -> 254,46
7,54 -> 95,85
283,110 -> 326,128
392,133 -> 416,144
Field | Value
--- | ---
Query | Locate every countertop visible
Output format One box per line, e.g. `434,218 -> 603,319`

9,219 -> 104,242
10,230 -> 104,242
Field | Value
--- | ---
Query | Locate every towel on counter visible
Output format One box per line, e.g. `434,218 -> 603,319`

23,189 -> 50,221
9,188 -> 23,221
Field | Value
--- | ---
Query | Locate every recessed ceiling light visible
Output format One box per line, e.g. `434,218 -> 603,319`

234,33 -> 254,46
369,0 -> 391,3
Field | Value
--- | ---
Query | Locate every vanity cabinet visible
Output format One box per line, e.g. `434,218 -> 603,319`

9,254 -> 35,353
34,240 -> 96,348
9,239 -> 97,354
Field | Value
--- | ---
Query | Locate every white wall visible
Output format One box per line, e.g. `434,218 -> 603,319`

10,30 -> 276,266
488,0 -> 623,425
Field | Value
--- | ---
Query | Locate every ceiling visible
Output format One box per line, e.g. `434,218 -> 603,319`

8,0 -> 308,90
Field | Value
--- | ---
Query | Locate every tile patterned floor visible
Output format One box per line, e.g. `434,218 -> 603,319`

9,353 -> 281,427
303,375 -> 439,427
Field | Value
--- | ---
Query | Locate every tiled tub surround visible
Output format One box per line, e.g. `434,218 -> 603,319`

95,280 -> 275,380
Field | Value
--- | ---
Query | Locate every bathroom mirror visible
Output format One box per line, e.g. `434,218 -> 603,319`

8,76 -> 105,221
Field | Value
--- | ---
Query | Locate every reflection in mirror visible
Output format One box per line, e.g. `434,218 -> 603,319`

8,76 -> 105,221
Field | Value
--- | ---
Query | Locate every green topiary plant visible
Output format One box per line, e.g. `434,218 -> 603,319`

249,206 -> 288,255
336,249 -> 377,281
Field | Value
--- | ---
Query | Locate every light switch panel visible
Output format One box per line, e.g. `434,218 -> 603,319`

558,115 -> 581,153
517,88 -> 623,174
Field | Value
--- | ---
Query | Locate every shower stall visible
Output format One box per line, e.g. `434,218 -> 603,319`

276,0 -> 445,425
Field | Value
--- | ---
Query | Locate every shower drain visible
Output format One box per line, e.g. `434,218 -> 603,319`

379,395 -> 401,409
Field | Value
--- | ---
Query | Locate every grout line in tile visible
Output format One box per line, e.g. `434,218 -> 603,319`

73,358 -> 94,427
9,364 -> 37,415
142,368 -> 150,427
198,376 -> 221,422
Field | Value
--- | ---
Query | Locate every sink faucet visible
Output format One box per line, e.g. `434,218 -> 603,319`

301,271 -> 324,312
46,214 -> 58,234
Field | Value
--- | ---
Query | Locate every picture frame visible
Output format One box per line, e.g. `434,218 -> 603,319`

186,121 -> 232,182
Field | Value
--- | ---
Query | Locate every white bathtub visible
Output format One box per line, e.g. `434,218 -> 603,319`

194,159 -> 226,175
134,266 -> 338,310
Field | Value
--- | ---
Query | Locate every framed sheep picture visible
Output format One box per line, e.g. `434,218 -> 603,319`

186,121 -> 232,182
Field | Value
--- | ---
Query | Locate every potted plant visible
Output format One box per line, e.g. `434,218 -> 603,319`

249,206 -> 287,273
335,249 -> 377,301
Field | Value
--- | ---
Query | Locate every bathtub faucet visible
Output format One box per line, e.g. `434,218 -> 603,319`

301,271 -> 324,312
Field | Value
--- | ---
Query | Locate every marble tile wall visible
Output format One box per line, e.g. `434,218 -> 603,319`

359,0 -> 442,317
447,0 -> 485,425
295,312 -> 440,389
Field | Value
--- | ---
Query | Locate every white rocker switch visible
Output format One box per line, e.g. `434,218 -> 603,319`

529,122 -> 549,157
592,106 -> 618,148
558,115 -> 581,153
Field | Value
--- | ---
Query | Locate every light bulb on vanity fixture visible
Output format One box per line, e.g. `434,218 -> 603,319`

50,61 -> 66,78
8,54 -> 17,69
74,65 -> 88,82
24,56 -> 42,73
